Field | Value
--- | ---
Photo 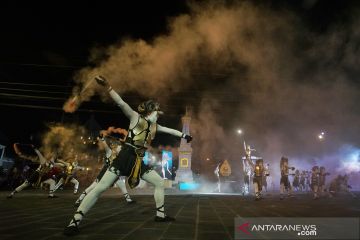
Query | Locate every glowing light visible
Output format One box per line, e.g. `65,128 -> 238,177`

317,131 -> 326,140
237,129 -> 243,134
179,182 -> 200,190
206,158 -> 210,161
339,149 -> 360,173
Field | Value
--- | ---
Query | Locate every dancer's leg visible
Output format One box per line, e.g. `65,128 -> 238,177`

53,178 -> 64,192
64,170 -> 118,235
42,178 -> 57,197
76,181 -> 97,205
141,170 -> 174,221
115,177 -> 134,203
70,178 -> 79,194
7,181 -> 30,198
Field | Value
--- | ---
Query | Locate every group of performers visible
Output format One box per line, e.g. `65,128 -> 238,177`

5,75 -> 194,236
241,143 -> 272,200
7,146 -> 62,198
213,139 -> 355,201
4,74 -> 356,237
62,76 -> 193,236
74,131 -> 135,207
234,145 -> 355,200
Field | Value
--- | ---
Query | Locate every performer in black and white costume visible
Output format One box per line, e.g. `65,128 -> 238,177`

214,162 -> 221,193
64,76 -> 193,236
242,142 -> 255,195
310,166 -> 320,199
299,170 -> 306,192
262,163 -> 270,192
305,170 -> 311,192
53,160 -> 85,194
161,155 -> 172,180
7,146 -> 60,198
279,157 -> 295,200
341,174 -> 356,198
328,175 -> 341,197
246,158 -> 265,200
329,174 -> 356,198
75,133 -> 134,207
242,157 -> 252,195
292,169 -> 300,192
318,166 -> 330,197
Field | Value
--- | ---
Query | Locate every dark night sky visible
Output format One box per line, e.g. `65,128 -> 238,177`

0,0 -> 359,156
0,1 -> 191,145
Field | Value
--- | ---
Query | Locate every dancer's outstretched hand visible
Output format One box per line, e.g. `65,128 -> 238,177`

95,75 -> 110,88
184,134 -> 193,143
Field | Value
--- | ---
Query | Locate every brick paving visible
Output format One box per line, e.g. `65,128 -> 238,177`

0,190 -> 359,240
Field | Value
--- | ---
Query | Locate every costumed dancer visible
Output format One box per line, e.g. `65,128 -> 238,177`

161,155 -> 172,180
7,145 -> 60,198
242,157 -> 252,195
42,164 -> 62,197
341,174 -> 356,198
279,157 -> 295,200
292,170 -> 300,192
328,175 -> 356,198
242,142 -> 255,195
299,170 -> 306,192
64,76 -> 193,236
54,159 -> 85,194
246,157 -> 265,200
318,166 -> 330,197
305,171 -> 311,192
310,166 -> 320,199
262,163 -> 270,192
75,131 -> 134,207
328,175 -> 340,197
214,162 -> 221,193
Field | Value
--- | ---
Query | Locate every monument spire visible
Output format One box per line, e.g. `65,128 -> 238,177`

175,107 -> 193,183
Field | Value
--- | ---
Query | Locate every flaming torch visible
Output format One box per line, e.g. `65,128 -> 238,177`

63,79 -> 94,113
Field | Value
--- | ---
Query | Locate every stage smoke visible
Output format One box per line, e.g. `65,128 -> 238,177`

65,1 -> 359,183
41,123 -> 88,162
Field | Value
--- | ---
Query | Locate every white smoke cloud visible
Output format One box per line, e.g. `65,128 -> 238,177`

64,1 -> 359,185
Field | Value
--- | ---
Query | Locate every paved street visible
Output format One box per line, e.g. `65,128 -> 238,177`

0,190 -> 359,240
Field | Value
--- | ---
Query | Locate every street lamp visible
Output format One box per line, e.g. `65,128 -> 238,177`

318,131 -> 325,141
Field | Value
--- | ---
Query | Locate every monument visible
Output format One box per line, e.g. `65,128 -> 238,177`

175,108 -> 193,183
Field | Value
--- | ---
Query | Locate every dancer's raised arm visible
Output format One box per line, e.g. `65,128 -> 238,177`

157,124 -> 193,143
98,135 -> 112,158
95,76 -> 138,123
34,148 -> 47,165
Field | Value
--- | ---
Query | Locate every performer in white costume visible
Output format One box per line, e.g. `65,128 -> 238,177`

7,145 -> 60,198
74,133 -> 134,207
64,76 -> 193,236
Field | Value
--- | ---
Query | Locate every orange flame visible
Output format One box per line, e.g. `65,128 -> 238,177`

63,96 -> 79,113
13,143 -> 37,162
102,127 -> 128,142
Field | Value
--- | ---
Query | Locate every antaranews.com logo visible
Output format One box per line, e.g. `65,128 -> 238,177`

237,222 -> 317,236
234,217 -> 359,239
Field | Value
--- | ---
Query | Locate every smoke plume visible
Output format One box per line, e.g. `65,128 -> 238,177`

41,123 -> 88,162
65,1 -> 359,183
